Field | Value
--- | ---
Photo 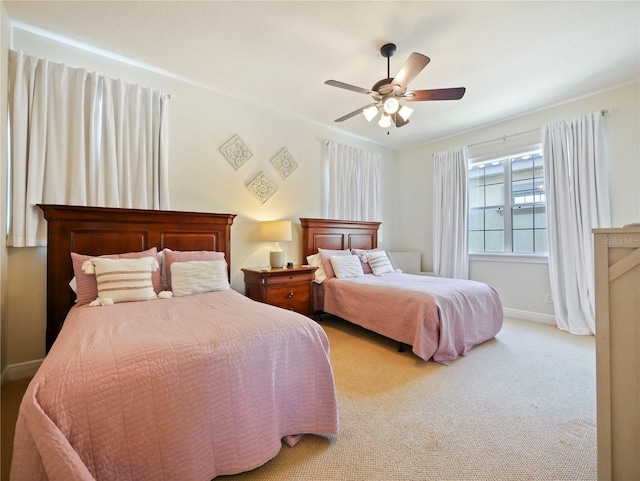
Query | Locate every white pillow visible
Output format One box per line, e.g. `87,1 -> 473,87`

306,253 -> 327,284
170,260 -> 229,297
330,254 -> 364,279
83,256 -> 159,304
366,250 -> 394,276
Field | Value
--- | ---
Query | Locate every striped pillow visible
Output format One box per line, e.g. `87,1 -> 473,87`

366,250 -> 394,276
71,248 -> 161,305
330,254 -> 364,279
85,257 -> 159,304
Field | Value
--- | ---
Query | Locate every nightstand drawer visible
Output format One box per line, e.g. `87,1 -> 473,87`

275,300 -> 312,316
268,283 -> 311,304
263,272 -> 313,286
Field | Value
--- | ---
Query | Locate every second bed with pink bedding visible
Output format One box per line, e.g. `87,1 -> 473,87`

321,273 -> 503,364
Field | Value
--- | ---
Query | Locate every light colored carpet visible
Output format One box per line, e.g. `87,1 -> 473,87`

2,317 -> 596,481
220,316 -> 596,481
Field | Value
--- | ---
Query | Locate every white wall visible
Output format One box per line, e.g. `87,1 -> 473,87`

3,26 -> 399,366
398,82 -> 640,320
0,1 -> 9,377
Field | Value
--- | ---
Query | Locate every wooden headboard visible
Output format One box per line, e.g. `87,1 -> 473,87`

38,204 -> 236,352
299,218 -> 381,261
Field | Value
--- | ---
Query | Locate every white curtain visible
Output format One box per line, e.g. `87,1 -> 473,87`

327,141 -> 381,222
433,146 -> 469,279
8,50 -> 170,247
542,111 -> 610,335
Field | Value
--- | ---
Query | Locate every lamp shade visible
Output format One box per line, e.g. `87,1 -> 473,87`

363,105 -> 379,122
378,113 -> 392,128
261,220 -> 292,242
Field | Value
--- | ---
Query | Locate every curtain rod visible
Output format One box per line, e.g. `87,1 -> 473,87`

467,109 -> 608,149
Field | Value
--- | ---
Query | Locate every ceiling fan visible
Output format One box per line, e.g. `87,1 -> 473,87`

325,43 -> 466,128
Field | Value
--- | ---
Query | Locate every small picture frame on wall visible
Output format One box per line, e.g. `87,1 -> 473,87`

220,134 -> 253,171
270,148 -> 298,178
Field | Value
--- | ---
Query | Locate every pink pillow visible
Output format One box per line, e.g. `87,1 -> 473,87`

350,248 -> 381,275
71,247 -> 161,306
317,248 -> 352,279
163,249 -> 226,290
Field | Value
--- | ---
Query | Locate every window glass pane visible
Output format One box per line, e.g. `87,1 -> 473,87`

535,229 -> 548,253
469,209 -> 484,230
469,231 -> 485,252
485,230 -> 504,252
511,156 -> 533,178
533,154 -> 544,180
512,206 -> 533,229
513,229 -> 533,253
534,206 -> 546,228
485,208 -> 504,230
485,183 -> 504,206
468,174 -> 483,188
469,186 -> 485,208
512,179 -> 535,204
484,163 -> 504,184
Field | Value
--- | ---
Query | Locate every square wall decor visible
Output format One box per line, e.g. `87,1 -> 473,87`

220,134 -> 253,170
271,148 -> 298,178
247,171 -> 278,204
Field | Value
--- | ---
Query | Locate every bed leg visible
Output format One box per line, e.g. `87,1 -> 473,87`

398,343 -> 405,353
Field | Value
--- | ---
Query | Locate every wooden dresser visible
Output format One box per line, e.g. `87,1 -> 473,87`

593,225 -> 640,481
242,265 -> 316,317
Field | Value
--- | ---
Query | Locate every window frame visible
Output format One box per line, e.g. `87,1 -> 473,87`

468,143 -> 548,262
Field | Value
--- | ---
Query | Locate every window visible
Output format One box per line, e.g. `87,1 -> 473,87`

469,147 -> 547,255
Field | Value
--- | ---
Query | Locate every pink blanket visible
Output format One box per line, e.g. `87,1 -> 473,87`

11,290 -> 338,481
322,273 -> 503,364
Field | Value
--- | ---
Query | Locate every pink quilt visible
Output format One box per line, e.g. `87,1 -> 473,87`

10,290 -> 338,481
322,273 -> 503,364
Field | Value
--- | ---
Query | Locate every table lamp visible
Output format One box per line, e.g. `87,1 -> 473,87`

261,220 -> 292,268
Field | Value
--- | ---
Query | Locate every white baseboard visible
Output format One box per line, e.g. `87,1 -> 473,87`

1,358 -> 43,385
503,307 -> 556,325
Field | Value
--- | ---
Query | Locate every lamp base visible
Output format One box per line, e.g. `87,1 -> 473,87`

269,251 -> 285,269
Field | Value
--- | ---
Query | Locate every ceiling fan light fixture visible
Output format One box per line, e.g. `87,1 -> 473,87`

383,97 -> 399,115
398,105 -> 414,121
363,105 -> 379,122
378,113 -> 392,128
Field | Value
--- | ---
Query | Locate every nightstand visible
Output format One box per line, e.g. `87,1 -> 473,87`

242,265 -> 317,316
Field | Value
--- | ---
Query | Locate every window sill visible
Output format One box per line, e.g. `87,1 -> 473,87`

469,253 -> 548,264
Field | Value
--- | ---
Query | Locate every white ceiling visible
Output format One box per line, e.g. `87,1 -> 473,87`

5,1 -> 640,151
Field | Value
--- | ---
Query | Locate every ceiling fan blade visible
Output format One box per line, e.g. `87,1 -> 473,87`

334,104 -> 374,122
390,53 -> 430,90
391,112 -> 410,128
325,80 -> 372,95
404,87 -> 466,101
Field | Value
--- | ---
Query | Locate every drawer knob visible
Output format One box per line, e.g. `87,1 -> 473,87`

287,291 -> 294,298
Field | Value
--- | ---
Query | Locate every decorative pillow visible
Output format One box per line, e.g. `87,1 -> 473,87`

330,255 -> 365,279
83,256 -> 159,305
366,250 -> 395,276
350,248 -> 381,274
170,260 -> 229,297
163,249 -> 226,290
306,253 -> 327,284
317,248 -> 352,279
71,247 -> 161,306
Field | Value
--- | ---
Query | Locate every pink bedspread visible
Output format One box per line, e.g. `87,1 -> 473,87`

11,290 -> 338,481
322,273 -> 503,364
